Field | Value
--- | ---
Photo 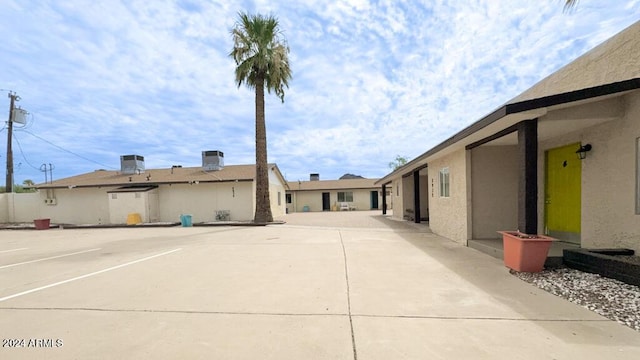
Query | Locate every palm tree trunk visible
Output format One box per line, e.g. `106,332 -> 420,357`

254,76 -> 273,223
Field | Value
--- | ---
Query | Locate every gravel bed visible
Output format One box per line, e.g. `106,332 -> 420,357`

512,267 -> 640,332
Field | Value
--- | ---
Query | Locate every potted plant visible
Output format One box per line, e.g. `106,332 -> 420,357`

498,231 -> 555,272
33,218 -> 51,230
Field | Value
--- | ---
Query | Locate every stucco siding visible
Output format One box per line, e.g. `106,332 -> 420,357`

158,182 -> 253,222
35,189 -> 110,224
269,168 -> 287,216
402,176 -> 414,219
471,146 -> 519,239
0,194 -> 9,222
392,178 -> 403,220
419,173 -> 429,219
428,149 -> 469,244
512,21 -> 640,103
3,193 -> 42,223
580,92 -> 640,252
290,189 -> 378,212
537,91 -> 640,252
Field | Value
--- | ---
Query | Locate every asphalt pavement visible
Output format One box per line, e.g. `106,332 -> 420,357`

1,211 -> 638,359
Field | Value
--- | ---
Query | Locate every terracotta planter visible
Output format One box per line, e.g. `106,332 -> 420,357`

33,218 -> 51,230
498,231 -> 555,272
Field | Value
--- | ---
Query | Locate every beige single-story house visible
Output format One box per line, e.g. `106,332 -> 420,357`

12,151 -> 288,224
286,174 -> 383,213
377,20 -> 640,253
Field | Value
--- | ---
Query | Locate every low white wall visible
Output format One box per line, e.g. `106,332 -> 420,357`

0,194 -> 9,223
2,192 -> 41,223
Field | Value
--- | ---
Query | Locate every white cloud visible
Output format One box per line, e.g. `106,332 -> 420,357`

1,0 -> 638,184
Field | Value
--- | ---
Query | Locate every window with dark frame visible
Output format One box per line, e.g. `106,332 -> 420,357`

337,191 -> 353,202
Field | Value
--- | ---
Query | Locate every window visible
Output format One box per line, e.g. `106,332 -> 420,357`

286,193 -> 292,204
439,168 -> 450,198
111,193 -> 117,200
278,192 -> 282,206
338,191 -> 353,202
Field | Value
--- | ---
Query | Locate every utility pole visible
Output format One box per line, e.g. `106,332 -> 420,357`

5,92 -> 19,193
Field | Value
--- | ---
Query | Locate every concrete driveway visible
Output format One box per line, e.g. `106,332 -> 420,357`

1,211 -> 638,359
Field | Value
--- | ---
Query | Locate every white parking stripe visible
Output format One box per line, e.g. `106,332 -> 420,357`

0,248 -> 28,254
0,248 -> 182,303
0,248 -> 102,270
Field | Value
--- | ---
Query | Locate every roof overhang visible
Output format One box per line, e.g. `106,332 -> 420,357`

35,178 -> 254,190
375,78 -> 640,185
107,185 -> 158,193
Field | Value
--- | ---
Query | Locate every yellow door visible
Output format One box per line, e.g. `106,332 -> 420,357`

545,143 -> 582,244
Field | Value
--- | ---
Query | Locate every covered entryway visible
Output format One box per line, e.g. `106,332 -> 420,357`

322,192 -> 331,211
545,143 -> 582,244
370,191 -> 379,209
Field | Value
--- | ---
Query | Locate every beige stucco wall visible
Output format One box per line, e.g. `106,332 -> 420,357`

428,149 -> 469,245
290,188 -> 380,212
108,191 -> 151,224
158,182 -> 253,222
22,188 -> 111,224
402,176 -> 413,219
391,178 -> 403,220
512,20 -> 640,103
291,191 -> 322,212
538,91 -> 640,252
419,173 -> 429,219
0,194 -> 8,222
269,168 -> 287,217
2,192 -> 42,223
470,146 -> 519,239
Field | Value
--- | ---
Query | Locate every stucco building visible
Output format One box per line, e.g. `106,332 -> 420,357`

377,20 -> 640,253
286,174 -> 383,213
8,151 -> 288,224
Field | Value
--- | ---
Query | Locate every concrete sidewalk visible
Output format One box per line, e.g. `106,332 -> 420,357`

0,211 -> 638,359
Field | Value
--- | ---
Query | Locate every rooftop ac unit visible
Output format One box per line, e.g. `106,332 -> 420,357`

121,155 -> 145,175
202,150 -> 224,171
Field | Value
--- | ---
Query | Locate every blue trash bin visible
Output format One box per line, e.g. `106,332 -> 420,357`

180,214 -> 192,227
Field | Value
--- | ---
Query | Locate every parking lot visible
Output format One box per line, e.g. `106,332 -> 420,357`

1,211 -> 639,359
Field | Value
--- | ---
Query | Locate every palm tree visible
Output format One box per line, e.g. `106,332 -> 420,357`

564,0 -> 578,10
230,12 -> 292,223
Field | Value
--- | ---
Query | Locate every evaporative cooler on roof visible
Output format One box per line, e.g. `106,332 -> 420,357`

120,155 -> 145,175
202,150 -> 224,171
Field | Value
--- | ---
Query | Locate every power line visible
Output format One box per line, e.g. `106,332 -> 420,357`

12,132 -> 42,171
20,129 -> 117,170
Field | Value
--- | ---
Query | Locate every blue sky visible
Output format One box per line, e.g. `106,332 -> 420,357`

1,1 -> 639,185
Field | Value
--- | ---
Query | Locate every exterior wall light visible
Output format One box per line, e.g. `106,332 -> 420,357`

576,144 -> 592,160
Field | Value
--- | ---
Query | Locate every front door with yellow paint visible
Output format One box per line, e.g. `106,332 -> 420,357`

545,143 -> 582,244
